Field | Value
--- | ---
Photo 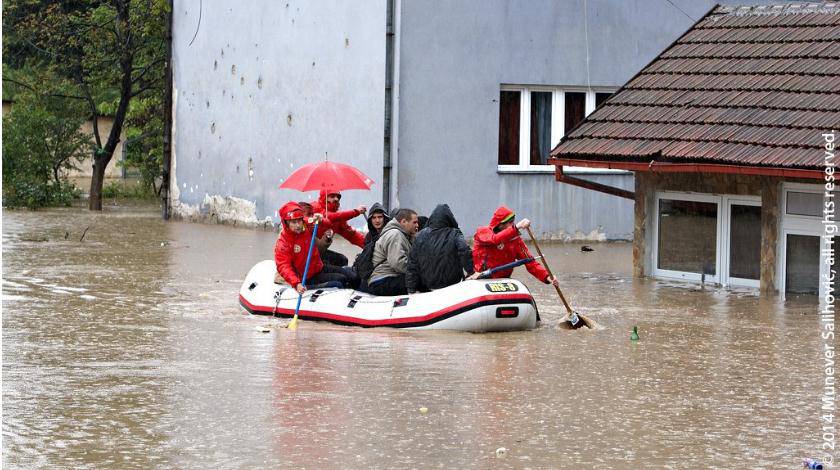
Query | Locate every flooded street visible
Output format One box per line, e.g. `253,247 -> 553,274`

2,202 -> 829,468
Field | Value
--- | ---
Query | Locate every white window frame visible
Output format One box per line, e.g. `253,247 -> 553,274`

777,182 -> 829,300
651,191 -> 723,284
652,191 -> 764,289
497,85 -> 624,174
720,196 -> 762,288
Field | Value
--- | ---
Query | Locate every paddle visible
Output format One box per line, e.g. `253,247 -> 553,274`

524,226 -> 594,330
288,219 -> 320,330
474,256 -> 543,279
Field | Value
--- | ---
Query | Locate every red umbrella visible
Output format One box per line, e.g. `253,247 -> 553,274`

279,161 -> 374,192
277,160 -> 374,330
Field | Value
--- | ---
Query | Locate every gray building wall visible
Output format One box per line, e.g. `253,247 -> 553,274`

171,0 -> 386,225
393,0 -> 721,240
170,0 -> 773,237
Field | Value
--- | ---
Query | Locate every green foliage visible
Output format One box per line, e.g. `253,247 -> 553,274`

3,0 -> 169,209
2,87 -> 91,208
102,180 -> 155,199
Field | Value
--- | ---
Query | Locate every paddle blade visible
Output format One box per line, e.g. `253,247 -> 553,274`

288,314 -> 299,330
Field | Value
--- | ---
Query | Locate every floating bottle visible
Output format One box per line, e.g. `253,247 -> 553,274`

630,326 -> 639,341
803,458 -> 824,469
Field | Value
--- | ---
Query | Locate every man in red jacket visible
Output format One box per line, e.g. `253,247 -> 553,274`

275,201 -> 359,293
308,190 -> 367,266
472,206 -> 559,287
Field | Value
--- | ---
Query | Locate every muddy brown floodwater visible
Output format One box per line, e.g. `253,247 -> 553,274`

2,202 -> 830,468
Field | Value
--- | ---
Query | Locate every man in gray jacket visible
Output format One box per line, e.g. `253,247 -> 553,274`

366,208 -> 419,296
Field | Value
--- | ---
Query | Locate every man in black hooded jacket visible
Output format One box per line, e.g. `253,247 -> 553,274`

364,203 -> 390,246
406,204 -> 476,293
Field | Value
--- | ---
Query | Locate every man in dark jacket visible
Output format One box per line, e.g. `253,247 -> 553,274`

406,204 -> 476,293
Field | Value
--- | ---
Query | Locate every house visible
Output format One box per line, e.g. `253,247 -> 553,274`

550,2 -> 840,298
169,0 -> 749,235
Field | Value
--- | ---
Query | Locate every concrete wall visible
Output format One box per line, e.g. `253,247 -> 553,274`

170,0 -> 386,226
392,0 -> 720,239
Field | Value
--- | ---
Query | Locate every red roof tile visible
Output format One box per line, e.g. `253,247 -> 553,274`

551,2 -> 840,170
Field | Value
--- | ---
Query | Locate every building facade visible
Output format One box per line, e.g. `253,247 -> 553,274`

551,3 -> 840,299
171,0 -> 743,236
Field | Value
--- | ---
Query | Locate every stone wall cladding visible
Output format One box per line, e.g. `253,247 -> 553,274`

632,171 -> 809,295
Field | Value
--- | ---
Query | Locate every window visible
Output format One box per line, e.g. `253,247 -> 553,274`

652,192 -> 762,288
497,86 -> 615,172
728,204 -> 762,281
657,198 -> 718,276
497,91 -> 520,166
785,234 -> 820,294
778,183 -> 837,300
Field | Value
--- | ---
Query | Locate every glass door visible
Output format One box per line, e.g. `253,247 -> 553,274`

722,198 -> 762,288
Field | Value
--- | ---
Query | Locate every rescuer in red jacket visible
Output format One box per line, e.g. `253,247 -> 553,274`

311,190 -> 367,248
274,201 -> 359,293
472,206 -> 559,287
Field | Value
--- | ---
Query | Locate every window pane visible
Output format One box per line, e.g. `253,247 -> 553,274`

529,91 -> 552,165
564,92 -> 586,134
595,92 -> 612,107
785,234 -> 820,294
729,204 -> 761,280
786,191 -> 822,217
658,199 -> 718,275
498,91 -> 520,165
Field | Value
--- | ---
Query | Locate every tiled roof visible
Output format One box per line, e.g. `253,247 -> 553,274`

550,2 -> 840,170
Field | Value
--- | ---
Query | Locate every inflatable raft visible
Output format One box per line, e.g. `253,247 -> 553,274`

239,260 -> 539,331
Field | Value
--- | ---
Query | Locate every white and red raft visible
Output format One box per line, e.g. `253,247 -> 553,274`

239,261 -> 539,332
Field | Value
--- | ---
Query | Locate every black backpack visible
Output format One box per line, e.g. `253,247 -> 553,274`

352,242 -> 378,282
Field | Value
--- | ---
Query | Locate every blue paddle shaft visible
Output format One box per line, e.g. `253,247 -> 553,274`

293,220 -> 320,317
477,257 -> 535,279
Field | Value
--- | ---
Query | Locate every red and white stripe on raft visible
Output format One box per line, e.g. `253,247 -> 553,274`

239,260 -> 539,332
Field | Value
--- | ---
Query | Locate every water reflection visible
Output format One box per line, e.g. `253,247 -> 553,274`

2,203 -> 828,468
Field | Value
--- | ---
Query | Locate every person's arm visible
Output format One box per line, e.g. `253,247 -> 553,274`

455,230 -> 474,276
517,240 -> 551,283
336,224 -> 366,248
474,225 -> 519,246
326,205 -> 365,224
274,240 -> 302,288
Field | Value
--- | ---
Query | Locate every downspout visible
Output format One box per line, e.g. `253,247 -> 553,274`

162,0 -> 173,219
383,0 -> 400,211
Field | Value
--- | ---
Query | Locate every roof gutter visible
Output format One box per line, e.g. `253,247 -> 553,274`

550,158 -> 824,180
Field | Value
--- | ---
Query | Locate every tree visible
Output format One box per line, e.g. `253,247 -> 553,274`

2,87 -> 91,208
3,0 -> 168,210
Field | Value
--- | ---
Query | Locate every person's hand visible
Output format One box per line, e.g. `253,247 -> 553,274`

310,213 -> 324,223
324,229 -> 334,240
466,272 -> 481,280
356,205 -> 367,215
515,218 -> 530,230
295,284 -> 307,294
546,275 -> 559,287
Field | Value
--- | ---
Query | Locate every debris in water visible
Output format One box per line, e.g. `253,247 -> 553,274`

79,295 -> 96,301
581,245 -> 594,252
257,326 -> 271,333
418,406 -> 428,414
803,458 -> 824,469
21,234 -> 48,242
495,447 -> 508,458
630,326 -> 639,341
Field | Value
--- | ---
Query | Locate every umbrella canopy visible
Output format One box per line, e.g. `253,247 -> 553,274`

279,161 -> 374,193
